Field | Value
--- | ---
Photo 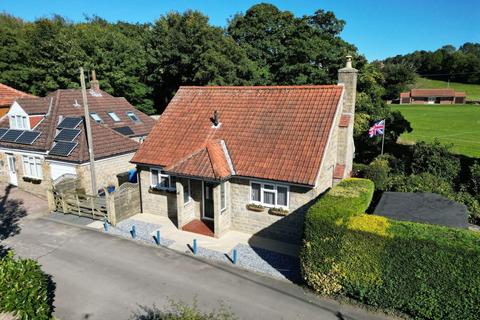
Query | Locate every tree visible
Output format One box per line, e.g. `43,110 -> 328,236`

411,140 -> 461,181
147,10 -> 261,111
379,62 -> 416,100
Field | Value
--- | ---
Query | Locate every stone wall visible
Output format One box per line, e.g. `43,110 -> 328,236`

137,166 -> 177,218
229,177 -> 328,243
77,153 -> 136,194
0,151 -> 50,198
214,181 -> 232,237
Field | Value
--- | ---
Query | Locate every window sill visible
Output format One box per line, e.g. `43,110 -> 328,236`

148,186 -> 176,194
22,176 -> 42,184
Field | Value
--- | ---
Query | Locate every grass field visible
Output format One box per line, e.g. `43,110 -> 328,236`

414,77 -> 480,100
392,104 -> 480,158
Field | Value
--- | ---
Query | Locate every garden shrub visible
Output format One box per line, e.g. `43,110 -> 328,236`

0,251 -> 52,319
301,178 -> 480,320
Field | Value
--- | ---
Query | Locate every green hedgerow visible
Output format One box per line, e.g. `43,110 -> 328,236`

301,178 -> 480,320
0,251 -> 52,319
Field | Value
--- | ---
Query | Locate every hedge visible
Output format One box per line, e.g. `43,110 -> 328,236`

301,178 -> 480,320
0,251 -> 52,319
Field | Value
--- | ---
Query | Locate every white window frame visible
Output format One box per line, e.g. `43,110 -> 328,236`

150,168 -> 175,191
22,155 -> 43,179
249,180 -> 289,209
10,115 -> 29,130
107,112 -> 121,122
220,182 -> 227,211
90,112 -> 103,123
126,111 -> 140,122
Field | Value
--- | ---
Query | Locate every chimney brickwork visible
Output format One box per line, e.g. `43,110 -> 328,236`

90,70 -> 100,91
334,55 -> 358,184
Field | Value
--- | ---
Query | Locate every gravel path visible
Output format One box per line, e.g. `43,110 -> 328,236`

105,219 -> 175,247
105,218 -> 300,282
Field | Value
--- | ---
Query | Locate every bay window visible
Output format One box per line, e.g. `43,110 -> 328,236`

22,155 -> 43,179
150,168 -> 175,190
250,181 -> 289,208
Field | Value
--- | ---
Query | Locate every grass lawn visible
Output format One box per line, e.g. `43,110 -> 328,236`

392,104 -> 480,158
415,77 -> 480,100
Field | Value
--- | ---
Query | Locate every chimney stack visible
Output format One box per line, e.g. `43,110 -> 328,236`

337,55 -> 357,114
212,110 -> 220,127
90,70 -> 100,91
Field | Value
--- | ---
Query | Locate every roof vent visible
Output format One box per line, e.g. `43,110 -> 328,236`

211,110 -> 220,128
73,99 -> 81,108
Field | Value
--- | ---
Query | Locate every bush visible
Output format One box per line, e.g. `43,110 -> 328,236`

411,140 -> 461,181
132,299 -> 236,320
363,156 -> 391,190
301,178 -> 480,320
0,251 -> 52,319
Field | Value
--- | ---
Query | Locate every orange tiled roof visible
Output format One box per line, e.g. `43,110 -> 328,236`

132,85 -> 344,186
0,83 -> 35,106
410,89 -> 455,97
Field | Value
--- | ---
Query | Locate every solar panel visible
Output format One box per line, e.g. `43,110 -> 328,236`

0,129 -> 24,142
16,131 -> 41,145
58,117 -> 82,129
112,126 -> 134,136
55,129 -> 80,142
0,128 -> 9,139
49,141 -> 78,157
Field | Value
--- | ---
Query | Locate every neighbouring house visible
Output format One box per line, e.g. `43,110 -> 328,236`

400,88 -> 466,104
0,83 -> 36,117
0,73 -> 155,198
130,57 -> 357,242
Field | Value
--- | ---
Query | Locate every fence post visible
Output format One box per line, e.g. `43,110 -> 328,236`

106,191 -> 116,226
90,196 -> 95,219
60,193 -> 68,213
46,188 -> 56,212
76,194 -> 81,216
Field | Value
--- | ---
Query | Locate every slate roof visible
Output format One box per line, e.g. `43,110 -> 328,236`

0,88 -> 155,163
0,83 -> 36,107
132,85 -> 344,186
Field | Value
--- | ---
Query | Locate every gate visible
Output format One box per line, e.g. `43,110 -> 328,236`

47,174 -> 140,225
49,174 -> 107,220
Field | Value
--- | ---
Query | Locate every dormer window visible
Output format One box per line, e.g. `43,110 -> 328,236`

9,115 -> 28,130
126,111 -> 140,123
90,112 -> 103,123
108,112 -> 121,122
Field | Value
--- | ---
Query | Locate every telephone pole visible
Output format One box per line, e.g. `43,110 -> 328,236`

79,67 -> 97,195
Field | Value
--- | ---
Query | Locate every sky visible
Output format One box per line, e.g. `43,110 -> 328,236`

1,0 -> 479,61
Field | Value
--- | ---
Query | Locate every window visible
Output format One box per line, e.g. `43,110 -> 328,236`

22,155 -> 43,179
220,182 -> 226,211
107,112 -> 121,122
150,168 -> 175,190
90,112 -> 102,123
183,179 -> 191,204
250,181 -> 289,208
10,115 -> 28,129
126,111 -> 140,122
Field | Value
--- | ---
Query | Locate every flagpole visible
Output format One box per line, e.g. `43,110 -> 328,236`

381,120 -> 385,155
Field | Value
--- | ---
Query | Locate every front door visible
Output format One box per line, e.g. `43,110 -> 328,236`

6,155 -> 18,186
203,182 -> 214,220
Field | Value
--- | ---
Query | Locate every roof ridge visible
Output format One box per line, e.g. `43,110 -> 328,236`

166,146 -> 208,171
179,85 -> 341,90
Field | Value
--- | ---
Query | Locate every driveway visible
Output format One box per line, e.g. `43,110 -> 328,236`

0,185 -> 395,320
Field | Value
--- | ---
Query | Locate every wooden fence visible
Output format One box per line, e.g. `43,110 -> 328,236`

47,174 -> 140,225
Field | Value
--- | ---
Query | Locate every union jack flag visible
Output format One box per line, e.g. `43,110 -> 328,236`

369,120 -> 385,137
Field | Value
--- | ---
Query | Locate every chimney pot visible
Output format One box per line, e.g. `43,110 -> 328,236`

212,110 -> 220,127
345,55 -> 353,68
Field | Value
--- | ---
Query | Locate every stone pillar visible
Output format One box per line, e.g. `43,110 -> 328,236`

46,188 -> 56,212
336,55 -> 358,179
175,180 -> 185,228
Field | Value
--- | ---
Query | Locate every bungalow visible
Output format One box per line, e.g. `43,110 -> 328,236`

0,73 -> 155,198
0,83 -> 36,117
400,88 -> 466,104
131,56 -> 357,242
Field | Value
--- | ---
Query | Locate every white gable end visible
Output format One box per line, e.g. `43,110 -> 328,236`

7,101 -> 28,117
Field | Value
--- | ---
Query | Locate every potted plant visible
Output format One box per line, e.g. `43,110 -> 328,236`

246,203 -> 266,212
268,207 -> 289,216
